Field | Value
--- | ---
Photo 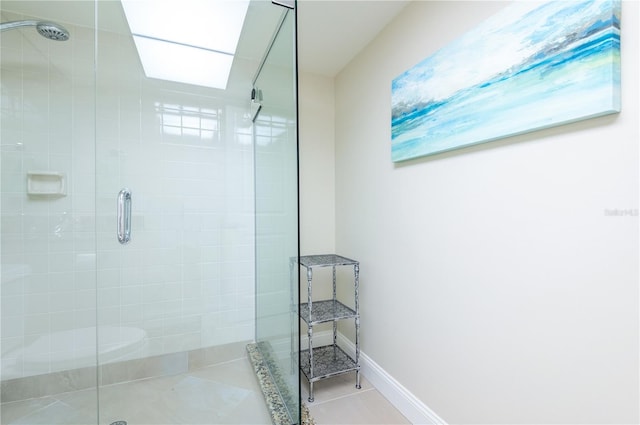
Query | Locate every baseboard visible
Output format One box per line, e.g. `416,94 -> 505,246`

301,330 -> 446,424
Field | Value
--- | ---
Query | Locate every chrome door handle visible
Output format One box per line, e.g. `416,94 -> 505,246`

117,188 -> 132,244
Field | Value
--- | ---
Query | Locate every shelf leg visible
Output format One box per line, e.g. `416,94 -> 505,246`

332,265 -> 338,354
332,265 -> 337,302
355,315 -> 362,389
354,263 -> 361,390
308,325 -> 314,402
333,320 -> 338,358
290,257 -> 296,374
307,266 -> 315,402
307,266 -> 313,325
355,317 -> 362,389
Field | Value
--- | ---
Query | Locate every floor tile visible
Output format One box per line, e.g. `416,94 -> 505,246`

308,388 -> 410,425
97,373 -> 271,425
4,398 -> 97,425
1,398 -> 63,425
188,358 -> 262,392
1,357 -> 272,425
301,372 -> 372,403
303,371 -> 410,425
3,357 -> 409,425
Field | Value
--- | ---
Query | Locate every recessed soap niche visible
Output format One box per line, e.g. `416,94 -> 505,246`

27,172 -> 66,197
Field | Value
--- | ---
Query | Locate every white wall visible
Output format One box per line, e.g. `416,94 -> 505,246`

298,72 -> 337,326
299,72 -> 336,256
332,1 -> 639,423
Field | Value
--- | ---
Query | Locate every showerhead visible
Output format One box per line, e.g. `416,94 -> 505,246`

0,20 -> 70,41
36,22 -> 70,41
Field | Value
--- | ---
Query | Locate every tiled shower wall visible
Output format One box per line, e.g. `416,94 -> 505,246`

1,10 -> 255,380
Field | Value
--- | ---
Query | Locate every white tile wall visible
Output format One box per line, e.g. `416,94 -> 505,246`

1,10 -> 255,379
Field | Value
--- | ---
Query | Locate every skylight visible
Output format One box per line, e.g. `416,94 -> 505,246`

121,0 -> 250,90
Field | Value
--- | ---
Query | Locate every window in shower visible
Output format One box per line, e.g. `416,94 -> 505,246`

156,102 -> 222,146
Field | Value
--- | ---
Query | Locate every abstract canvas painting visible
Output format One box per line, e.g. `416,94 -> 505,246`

391,0 -> 621,162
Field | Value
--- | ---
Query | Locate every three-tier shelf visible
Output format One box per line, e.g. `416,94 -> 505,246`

298,254 -> 361,403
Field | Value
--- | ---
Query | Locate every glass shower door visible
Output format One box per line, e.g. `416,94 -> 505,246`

95,0 -> 262,422
94,1 -> 286,424
253,5 -> 300,424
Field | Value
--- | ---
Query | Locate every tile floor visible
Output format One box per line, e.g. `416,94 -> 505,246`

1,358 -> 271,425
302,372 -> 410,425
2,358 -> 409,425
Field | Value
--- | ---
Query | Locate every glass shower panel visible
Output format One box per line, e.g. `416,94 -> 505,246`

1,1 -> 98,423
254,7 -> 300,424
1,0 -> 297,423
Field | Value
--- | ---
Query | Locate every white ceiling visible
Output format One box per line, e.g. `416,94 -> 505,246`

297,0 -> 409,76
0,0 -> 409,79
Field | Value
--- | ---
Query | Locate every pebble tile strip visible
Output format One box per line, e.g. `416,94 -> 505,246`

246,343 -> 314,425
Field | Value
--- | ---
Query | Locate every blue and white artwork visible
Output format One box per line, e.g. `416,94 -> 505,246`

391,0 -> 621,162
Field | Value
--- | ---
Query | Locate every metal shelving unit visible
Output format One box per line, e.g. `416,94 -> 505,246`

298,254 -> 360,403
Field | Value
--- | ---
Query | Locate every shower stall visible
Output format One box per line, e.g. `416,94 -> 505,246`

0,0 -> 299,423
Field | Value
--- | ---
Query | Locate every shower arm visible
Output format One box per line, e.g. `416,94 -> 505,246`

0,20 -> 69,41
0,20 -> 40,32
